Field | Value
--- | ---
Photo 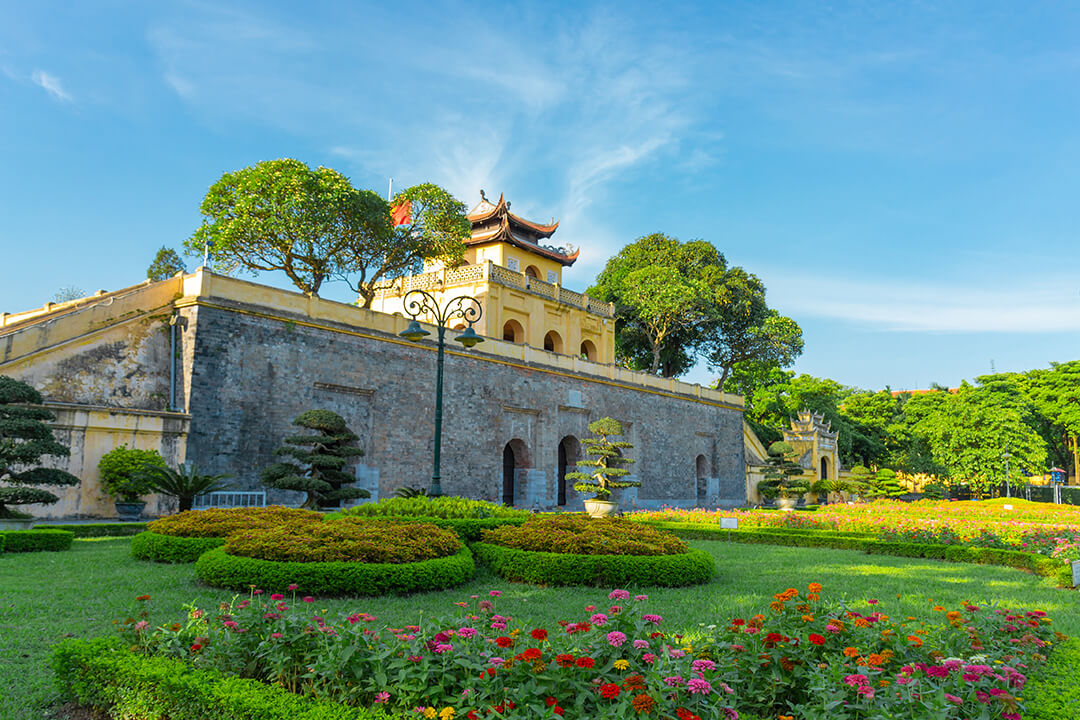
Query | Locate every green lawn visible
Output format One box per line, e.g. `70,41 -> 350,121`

1,538 -> 1075,720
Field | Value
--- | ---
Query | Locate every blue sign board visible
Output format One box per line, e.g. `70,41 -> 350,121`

1050,468 -> 1066,484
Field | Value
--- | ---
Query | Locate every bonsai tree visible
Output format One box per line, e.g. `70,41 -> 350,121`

757,441 -> 809,499
870,468 -> 906,498
140,463 -> 234,512
846,465 -> 874,499
261,409 -> 370,509
98,445 -> 167,503
0,376 -> 80,518
565,417 -> 639,501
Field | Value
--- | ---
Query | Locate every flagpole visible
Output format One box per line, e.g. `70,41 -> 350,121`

388,178 -> 393,201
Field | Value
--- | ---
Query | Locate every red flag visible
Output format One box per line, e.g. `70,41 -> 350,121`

392,200 -> 412,226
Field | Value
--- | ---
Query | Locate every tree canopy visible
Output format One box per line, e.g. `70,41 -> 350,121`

588,234 -> 802,379
186,159 -> 467,301
147,247 -> 187,281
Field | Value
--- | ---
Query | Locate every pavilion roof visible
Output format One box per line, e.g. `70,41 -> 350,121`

466,191 -> 577,266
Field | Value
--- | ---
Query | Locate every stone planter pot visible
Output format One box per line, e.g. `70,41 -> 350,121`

115,501 -> 147,522
776,497 -> 797,511
0,517 -> 35,531
583,498 -> 618,518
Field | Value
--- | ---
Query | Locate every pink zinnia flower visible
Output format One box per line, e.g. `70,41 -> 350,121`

692,659 -> 716,673
302,596 -> 315,603
457,627 -> 477,639
609,589 -> 630,600
271,632 -> 283,639
287,584 -> 299,591
687,678 -> 712,695
607,631 -> 627,647
857,686 -> 874,699
663,676 -> 685,686
434,643 -> 453,654
375,692 -> 390,703
944,694 -> 962,704
590,613 -> 608,626
643,653 -> 656,664
632,639 -> 649,649
634,594 -> 648,602
270,593 -> 284,601
843,674 -> 869,687
642,614 -> 662,625
489,590 -> 502,597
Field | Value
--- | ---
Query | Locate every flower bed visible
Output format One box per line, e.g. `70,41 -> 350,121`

195,521 -> 473,595
88,583 -> 1065,720
475,515 -> 711,587
0,528 -> 74,552
132,506 -> 325,564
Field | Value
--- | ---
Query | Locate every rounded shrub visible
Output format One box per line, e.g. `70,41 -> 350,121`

481,514 -> 688,555
342,496 -> 529,520
223,519 -> 461,563
134,506 -> 325,564
131,532 -> 225,563
195,546 -> 475,596
146,506 -> 324,538
196,519 -> 472,595
472,543 -> 713,587
475,515 -> 712,587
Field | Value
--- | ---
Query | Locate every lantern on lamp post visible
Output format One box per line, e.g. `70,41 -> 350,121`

398,289 -> 484,497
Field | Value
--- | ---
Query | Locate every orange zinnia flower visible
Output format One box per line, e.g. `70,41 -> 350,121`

808,582 -> 822,593
907,635 -> 923,647
843,646 -> 860,658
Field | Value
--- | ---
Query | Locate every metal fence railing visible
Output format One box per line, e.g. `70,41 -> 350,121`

192,491 -> 267,509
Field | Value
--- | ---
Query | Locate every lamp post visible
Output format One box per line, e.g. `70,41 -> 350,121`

398,289 -> 484,497
1002,450 -> 1011,498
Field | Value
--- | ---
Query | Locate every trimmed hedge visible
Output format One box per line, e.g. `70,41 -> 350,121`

0,533 -> 5,553
353,515 -> 528,542
195,545 -> 475,596
1026,637 -> 1080,720
0,528 -> 74,552
472,542 -> 714,587
52,637 -> 398,720
37,522 -> 147,538
643,521 -> 1074,587
131,531 -> 225,564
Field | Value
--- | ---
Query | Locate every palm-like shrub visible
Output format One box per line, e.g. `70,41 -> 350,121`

0,376 -> 80,518
140,463 -> 234,512
564,417 -> 638,501
261,410 -> 370,509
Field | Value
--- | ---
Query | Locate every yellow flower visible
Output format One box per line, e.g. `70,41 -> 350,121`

614,659 -> 630,670
424,708 -> 437,720
439,708 -> 455,720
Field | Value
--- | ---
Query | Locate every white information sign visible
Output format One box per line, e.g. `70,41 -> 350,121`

720,517 -> 739,530
1003,504 -> 1013,511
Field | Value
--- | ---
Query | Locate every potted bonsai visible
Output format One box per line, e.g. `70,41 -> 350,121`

98,445 -> 167,521
758,441 -> 809,510
565,417 -> 639,518
0,376 -> 80,529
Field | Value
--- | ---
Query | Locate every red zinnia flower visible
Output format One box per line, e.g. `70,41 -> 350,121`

545,697 -> 558,707
532,628 -> 548,641
522,648 -> 542,661
553,707 -> 564,716
809,633 -> 826,646
496,636 -> 514,648
555,653 -> 575,667
576,656 -> 596,668
600,683 -> 620,699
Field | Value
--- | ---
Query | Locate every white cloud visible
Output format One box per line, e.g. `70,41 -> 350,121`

764,271 -> 1080,333
31,69 -> 72,102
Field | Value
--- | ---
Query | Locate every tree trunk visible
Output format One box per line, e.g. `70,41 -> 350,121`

650,344 -> 661,375
718,365 -> 731,391
1072,434 -> 1079,484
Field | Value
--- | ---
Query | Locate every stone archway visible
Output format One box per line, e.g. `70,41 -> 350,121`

580,340 -> 597,361
557,435 -> 581,507
696,454 -> 709,507
544,330 -> 563,353
502,319 -> 524,343
502,439 -> 530,506
820,456 -> 828,481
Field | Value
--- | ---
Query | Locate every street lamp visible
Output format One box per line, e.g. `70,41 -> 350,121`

398,289 -> 484,497
1002,450 -> 1012,498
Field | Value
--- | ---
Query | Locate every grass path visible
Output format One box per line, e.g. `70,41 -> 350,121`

0,538 -> 1075,720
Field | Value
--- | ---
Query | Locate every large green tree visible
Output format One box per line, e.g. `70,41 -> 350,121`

0,376 -> 80,518
340,183 -> 470,308
589,234 -> 723,376
147,247 -> 187,281
1022,361 -> 1080,480
186,160 -> 467,300
703,267 -> 803,388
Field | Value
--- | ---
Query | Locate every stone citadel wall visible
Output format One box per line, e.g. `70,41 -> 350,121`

2,271 -> 747,516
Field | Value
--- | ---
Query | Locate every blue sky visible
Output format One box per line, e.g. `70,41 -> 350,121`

3,1 -> 1079,392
